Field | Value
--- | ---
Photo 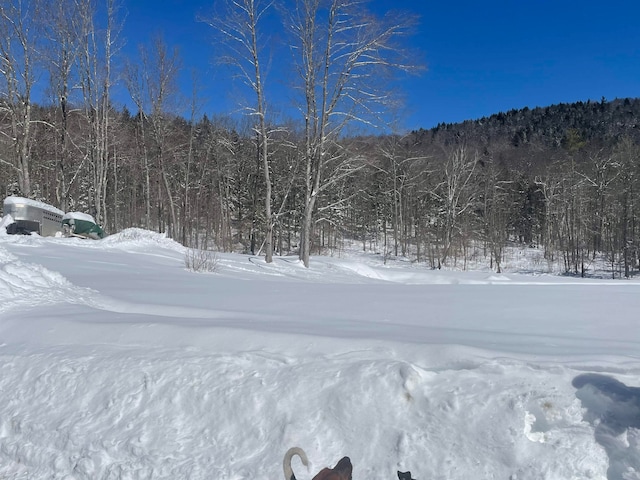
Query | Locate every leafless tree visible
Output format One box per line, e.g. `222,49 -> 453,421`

375,135 -> 428,258
42,0 -> 84,210
480,158 -> 513,273
287,0 -> 420,266
142,35 -> 182,238
181,72 -> 204,246
205,0 -> 277,262
432,145 -> 479,268
578,150 -> 621,256
125,34 -> 182,237
0,0 -> 43,197
76,0 -> 121,226
611,137 -> 640,278
123,59 -> 151,228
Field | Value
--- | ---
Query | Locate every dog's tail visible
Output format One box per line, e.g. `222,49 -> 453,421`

283,447 -> 309,480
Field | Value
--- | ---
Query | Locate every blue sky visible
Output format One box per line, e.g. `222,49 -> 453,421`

121,0 -> 640,131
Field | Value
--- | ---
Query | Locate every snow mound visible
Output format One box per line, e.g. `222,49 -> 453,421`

337,261 -> 386,280
0,245 -> 17,263
0,247 -> 95,314
98,228 -> 186,253
0,351 -> 611,480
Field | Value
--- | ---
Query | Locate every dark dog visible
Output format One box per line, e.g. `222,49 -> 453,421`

311,456 -> 352,480
283,447 -> 352,480
397,471 -> 415,480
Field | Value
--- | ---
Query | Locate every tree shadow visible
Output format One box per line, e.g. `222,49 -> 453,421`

572,374 -> 640,480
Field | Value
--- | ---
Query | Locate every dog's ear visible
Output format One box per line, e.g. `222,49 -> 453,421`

335,456 -> 352,473
397,471 -> 414,480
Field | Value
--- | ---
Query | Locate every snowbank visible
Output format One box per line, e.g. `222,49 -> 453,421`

0,231 -> 638,479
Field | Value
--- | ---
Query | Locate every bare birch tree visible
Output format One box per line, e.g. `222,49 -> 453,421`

123,60 -> 152,228
43,0 -> 83,210
611,137 -> 639,278
480,158 -> 513,273
141,35 -> 181,238
288,0 -> 420,266
181,73 -> 204,246
0,0 -> 42,197
124,34 -> 182,237
206,0 -> 276,262
76,0 -> 121,226
432,145 -> 478,268
375,135 -> 427,258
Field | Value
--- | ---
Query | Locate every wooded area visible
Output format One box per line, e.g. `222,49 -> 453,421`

1,0 -> 640,277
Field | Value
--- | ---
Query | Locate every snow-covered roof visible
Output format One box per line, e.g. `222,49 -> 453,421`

62,211 -> 96,223
3,196 -> 65,216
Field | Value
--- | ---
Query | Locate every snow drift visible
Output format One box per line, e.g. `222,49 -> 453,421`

0,228 -> 638,479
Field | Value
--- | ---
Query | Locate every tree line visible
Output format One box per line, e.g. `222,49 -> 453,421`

0,0 -> 419,267
1,0 -> 639,277
394,98 -> 640,277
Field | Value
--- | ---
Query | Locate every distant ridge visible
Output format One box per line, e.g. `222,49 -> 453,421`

412,97 -> 640,149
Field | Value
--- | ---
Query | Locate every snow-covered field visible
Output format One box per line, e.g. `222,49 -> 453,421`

0,227 -> 639,480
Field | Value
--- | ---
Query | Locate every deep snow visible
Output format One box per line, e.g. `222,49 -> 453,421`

0,227 -> 639,480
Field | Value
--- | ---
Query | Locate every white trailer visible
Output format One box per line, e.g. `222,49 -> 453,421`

2,196 -> 64,237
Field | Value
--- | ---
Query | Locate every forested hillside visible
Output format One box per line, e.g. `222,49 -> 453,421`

399,97 -> 640,276
3,95 -> 640,277
420,97 -> 640,148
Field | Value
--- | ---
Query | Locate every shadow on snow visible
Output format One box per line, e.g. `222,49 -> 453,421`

573,374 -> 640,480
